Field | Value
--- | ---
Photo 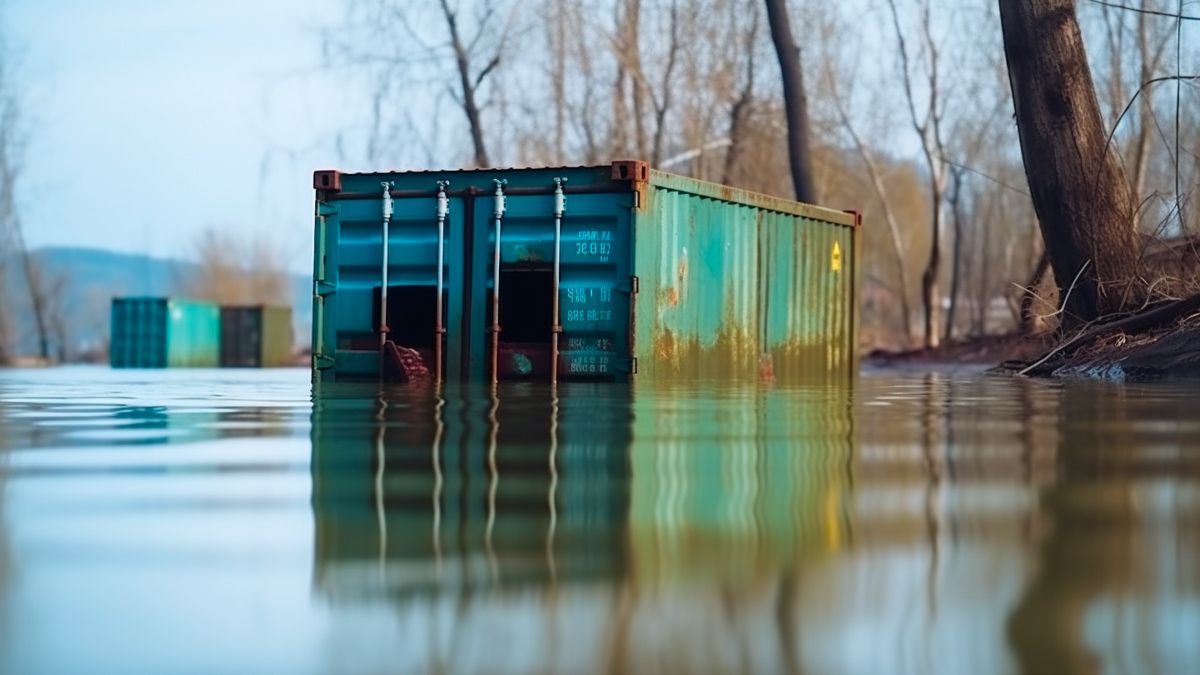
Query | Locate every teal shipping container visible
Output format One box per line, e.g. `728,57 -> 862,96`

312,160 -> 860,384
220,305 -> 295,367
110,298 -> 221,368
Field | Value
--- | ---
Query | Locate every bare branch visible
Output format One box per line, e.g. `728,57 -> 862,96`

1087,0 -> 1199,20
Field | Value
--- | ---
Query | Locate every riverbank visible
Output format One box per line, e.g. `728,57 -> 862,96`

867,294 -> 1200,381
1003,295 -> 1200,380
865,332 -> 1053,368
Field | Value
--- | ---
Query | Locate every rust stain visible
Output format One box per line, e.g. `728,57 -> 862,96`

758,353 -> 776,383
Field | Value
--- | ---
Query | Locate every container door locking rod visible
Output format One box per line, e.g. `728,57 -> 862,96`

435,180 -> 449,384
379,181 -> 394,378
550,177 -> 567,384
489,179 -> 507,384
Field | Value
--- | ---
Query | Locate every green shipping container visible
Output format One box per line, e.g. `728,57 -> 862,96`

110,297 -> 221,368
312,160 -> 860,384
220,305 -> 295,367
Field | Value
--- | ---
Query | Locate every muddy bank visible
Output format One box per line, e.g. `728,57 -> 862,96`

998,294 -> 1200,381
866,333 -> 1053,367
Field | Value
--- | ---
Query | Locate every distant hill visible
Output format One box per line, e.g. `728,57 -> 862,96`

3,247 -> 312,360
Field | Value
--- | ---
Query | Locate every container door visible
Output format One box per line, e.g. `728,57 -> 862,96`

316,195 -> 464,381
466,192 -> 633,382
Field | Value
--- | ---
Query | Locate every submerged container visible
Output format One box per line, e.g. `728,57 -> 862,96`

311,160 -> 860,384
110,297 -> 221,368
220,305 -> 295,367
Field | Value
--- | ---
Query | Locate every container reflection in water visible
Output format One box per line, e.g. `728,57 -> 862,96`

310,382 -> 860,673
309,377 -> 1200,674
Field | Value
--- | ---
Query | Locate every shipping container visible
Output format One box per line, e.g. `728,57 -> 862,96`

110,297 -> 221,368
219,305 -> 295,367
311,160 -> 860,384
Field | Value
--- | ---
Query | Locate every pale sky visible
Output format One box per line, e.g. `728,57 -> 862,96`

9,0 -> 359,272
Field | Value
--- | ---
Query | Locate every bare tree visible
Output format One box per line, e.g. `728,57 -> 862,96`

722,2 -> 760,186
828,67 -> 915,344
439,0 -> 502,167
764,0 -> 817,203
325,0 -> 513,167
886,0 -> 950,349
0,35 -> 20,365
1093,1 -> 1175,214
15,241 -> 55,361
182,227 -> 290,307
1000,0 -> 1142,324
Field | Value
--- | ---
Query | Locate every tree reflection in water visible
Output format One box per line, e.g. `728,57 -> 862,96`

309,375 -> 1200,674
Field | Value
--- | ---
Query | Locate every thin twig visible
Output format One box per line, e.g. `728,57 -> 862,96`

1087,0 -> 1199,21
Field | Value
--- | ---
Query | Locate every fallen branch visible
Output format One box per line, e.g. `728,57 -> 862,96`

1018,291 -> 1200,375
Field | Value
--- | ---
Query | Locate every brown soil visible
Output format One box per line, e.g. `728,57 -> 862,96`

990,291 -> 1200,380
866,332 -> 1054,367
1006,313 -> 1200,380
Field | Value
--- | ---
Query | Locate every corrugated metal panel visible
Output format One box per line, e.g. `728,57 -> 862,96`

110,297 -> 219,368
635,171 -> 858,381
220,306 -> 261,367
165,300 -> 220,368
260,306 -> 294,367
220,305 -> 294,367
313,161 -> 858,384
111,298 -> 168,368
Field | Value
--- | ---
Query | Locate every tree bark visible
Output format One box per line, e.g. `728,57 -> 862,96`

999,0 -> 1142,324
764,0 -> 816,203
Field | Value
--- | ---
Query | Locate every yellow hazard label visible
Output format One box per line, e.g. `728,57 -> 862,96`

831,241 -> 842,272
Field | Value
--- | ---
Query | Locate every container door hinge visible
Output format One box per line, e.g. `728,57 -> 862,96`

313,353 -> 335,370
314,280 -> 337,297
317,203 -> 338,217
614,357 -> 638,374
616,275 -> 639,294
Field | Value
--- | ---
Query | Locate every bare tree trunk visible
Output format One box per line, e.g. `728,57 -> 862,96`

649,2 -> 679,166
999,0 -> 1142,324
944,167 -> 966,343
440,0 -> 495,167
829,72 -> 914,344
921,170 -> 945,348
611,2 -> 630,157
626,0 -> 648,159
0,263 -> 10,365
549,1 -> 566,161
1129,9 -> 1170,204
19,246 -> 49,360
887,0 -> 948,349
764,0 -> 816,203
722,31 -> 756,185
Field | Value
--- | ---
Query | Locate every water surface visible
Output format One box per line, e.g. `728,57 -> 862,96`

0,366 -> 1197,674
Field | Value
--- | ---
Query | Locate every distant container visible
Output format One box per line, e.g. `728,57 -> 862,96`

311,160 -> 859,383
110,298 -> 221,368
220,305 -> 294,367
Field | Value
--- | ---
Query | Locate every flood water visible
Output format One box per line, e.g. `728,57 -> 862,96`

0,367 -> 1197,674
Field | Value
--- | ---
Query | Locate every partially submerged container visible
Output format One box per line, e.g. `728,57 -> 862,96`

220,305 -> 295,367
311,160 -> 860,384
110,297 -> 221,368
